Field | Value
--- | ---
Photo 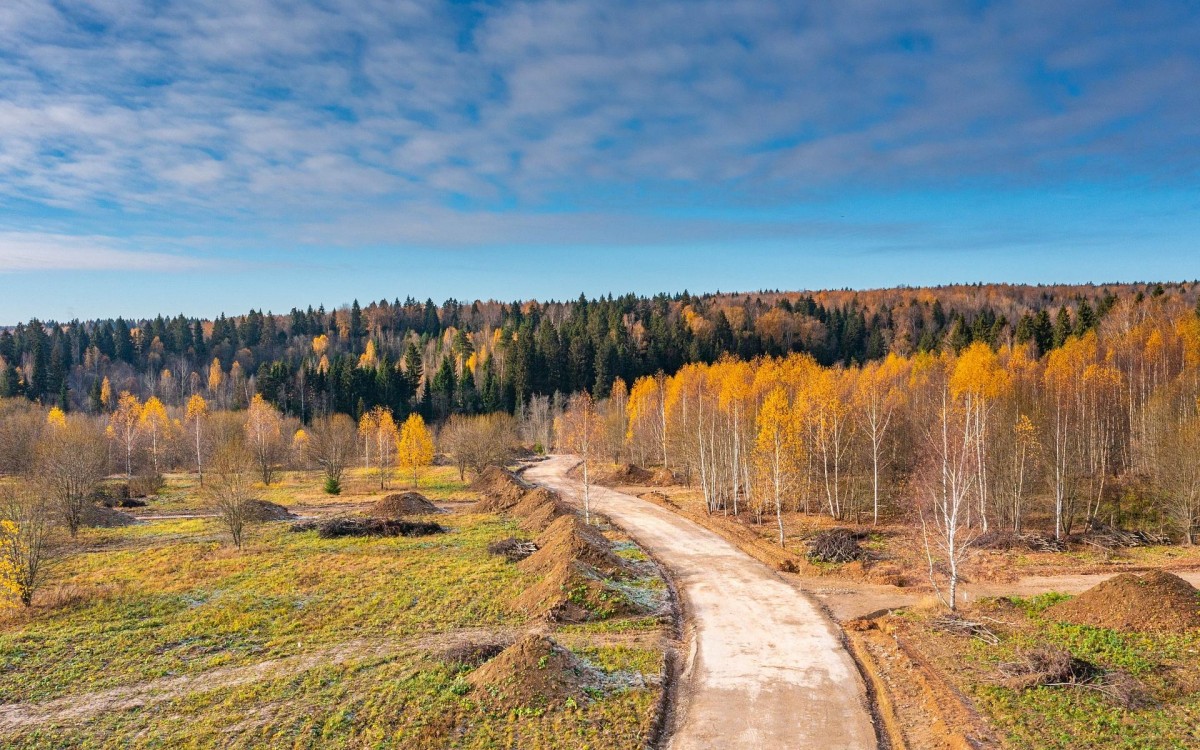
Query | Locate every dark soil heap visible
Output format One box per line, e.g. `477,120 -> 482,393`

467,634 -> 594,709
370,492 -> 440,517
245,500 -> 296,522
305,516 -> 444,539
1046,570 -> 1200,633
80,504 -> 137,528
471,467 -> 529,512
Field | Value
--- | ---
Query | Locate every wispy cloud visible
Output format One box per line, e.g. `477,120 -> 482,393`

0,232 -> 216,272
0,1 -> 1197,269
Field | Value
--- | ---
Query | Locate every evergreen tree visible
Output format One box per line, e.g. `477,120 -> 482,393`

1052,307 -> 1074,349
1075,299 -> 1096,335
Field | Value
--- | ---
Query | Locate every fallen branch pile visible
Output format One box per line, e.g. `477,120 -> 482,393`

806,528 -> 869,563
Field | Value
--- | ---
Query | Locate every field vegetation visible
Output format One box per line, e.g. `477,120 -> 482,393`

0,466 -> 669,749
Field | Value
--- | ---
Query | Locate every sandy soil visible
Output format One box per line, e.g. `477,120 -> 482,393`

524,456 -> 878,750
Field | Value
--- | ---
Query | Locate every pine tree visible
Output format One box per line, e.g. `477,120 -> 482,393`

1052,307 -> 1073,349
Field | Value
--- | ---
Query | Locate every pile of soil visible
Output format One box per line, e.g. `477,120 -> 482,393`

80,504 -> 137,528
515,560 -> 637,622
467,634 -> 595,709
648,467 -> 677,486
300,516 -> 445,539
1046,570 -> 1200,632
370,492 -> 440,517
91,482 -> 147,507
471,467 -> 529,512
519,515 -> 627,577
245,500 -> 296,522
606,463 -> 653,485
509,487 -> 568,532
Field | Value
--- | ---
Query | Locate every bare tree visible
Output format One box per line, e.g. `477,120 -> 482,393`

1151,391 -> 1200,544
440,413 -> 519,480
0,400 -> 44,475
917,370 -> 982,612
0,486 -> 59,606
561,392 -> 603,524
244,394 -> 285,485
518,394 -> 554,454
204,438 -> 257,549
37,416 -> 108,538
305,413 -> 357,491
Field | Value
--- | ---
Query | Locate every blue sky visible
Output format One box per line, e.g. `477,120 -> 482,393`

1,1 -> 1199,323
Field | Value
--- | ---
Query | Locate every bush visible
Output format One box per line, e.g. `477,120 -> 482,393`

128,474 -> 165,498
323,476 -> 342,495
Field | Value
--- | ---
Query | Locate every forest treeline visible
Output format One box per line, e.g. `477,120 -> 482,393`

0,282 -> 1193,424
2,283 -> 1199,608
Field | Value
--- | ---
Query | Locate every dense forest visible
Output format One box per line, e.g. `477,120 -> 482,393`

2,282 -> 1194,424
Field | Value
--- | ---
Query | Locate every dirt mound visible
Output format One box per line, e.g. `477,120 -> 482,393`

467,634 -> 595,709
245,500 -> 296,522
80,504 -> 137,528
607,463 -> 653,484
515,559 -> 637,622
471,466 -> 528,512
1047,570 -> 1200,632
370,492 -> 440,517
648,467 -> 677,486
519,515 -> 627,577
509,487 -> 568,532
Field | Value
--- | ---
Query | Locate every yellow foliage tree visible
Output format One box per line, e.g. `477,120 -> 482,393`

109,391 -> 143,477
99,376 -> 113,410
397,413 -> 434,487
185,393 -> 209,485
360,407 -> 400,489
139,396 -> 171,474
756,386 -> 803,545
207,358 -> 224,394
358,340 -> 378,369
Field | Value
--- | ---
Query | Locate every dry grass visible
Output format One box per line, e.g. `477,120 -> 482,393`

0,468 -> 668,749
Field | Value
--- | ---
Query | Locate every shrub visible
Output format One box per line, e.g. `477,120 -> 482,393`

323,476 -> 342,495
129,474 -> 165,498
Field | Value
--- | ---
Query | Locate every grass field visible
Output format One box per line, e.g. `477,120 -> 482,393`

0,467 -> 667,749
898,595 -> 1200,750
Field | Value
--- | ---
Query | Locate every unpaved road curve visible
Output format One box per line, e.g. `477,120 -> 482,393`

524,456 -> 877,750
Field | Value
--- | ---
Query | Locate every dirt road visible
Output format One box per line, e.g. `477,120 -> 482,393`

524,456 -> 877,750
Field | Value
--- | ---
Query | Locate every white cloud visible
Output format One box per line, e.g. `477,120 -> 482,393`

0,232 -> 215,272
0,0 -> 1195,260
